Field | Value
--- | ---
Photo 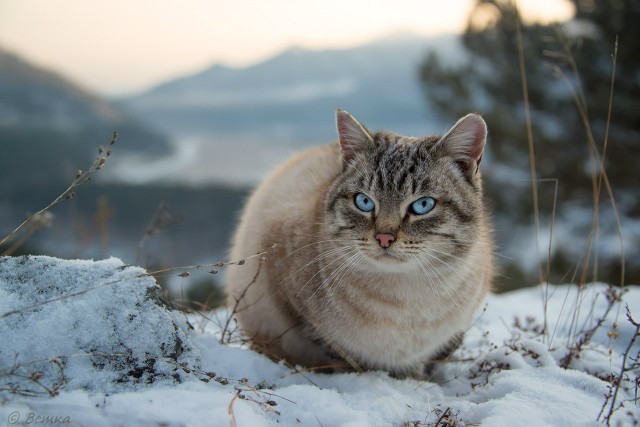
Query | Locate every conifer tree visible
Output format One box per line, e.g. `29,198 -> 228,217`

420,0 -> 639,286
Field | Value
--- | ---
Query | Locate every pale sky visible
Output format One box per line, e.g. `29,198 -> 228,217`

0,0 -> 574,97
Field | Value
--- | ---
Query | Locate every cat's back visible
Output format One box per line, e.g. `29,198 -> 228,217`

258,142 -> 339,210
229,143 -> 339,260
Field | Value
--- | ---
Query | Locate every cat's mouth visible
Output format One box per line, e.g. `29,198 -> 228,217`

369,250 -> 406,264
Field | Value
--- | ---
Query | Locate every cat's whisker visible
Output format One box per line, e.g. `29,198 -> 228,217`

291,244 -> 360,276
414,254 -> 450,305
281,239 -> 361,261
303,251 -> 362,308
426,239 -> 508,259
319,251 -> 360,291
324,252 -> 365,302
291,231 -> 328,238
295,247 -> 360,298
423,247 -> 483,276
420,250 -> 479,293
419,249 -> 473,279
317,262 -> 354,307
291,231 -> 363,241
414,244 -> 478,266
326,251 -> 364,296
323,253 -> 366,313
408,254 -> 442,303
414,253 -> 462,310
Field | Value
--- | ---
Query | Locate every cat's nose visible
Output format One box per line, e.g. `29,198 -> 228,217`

375,233 -> 396,248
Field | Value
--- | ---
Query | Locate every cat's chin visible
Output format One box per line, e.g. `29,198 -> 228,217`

364,251 -> 412,272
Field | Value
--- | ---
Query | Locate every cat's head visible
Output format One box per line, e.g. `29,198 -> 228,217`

324,109 -> 488,272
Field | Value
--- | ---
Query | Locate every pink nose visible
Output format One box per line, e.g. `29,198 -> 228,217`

375,233 -> 396,248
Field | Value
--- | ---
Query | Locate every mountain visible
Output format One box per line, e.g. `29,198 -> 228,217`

0,47 -> 171,192
0,47 -> 123,130
121,33 -> 464,141
0,48 -> 246,270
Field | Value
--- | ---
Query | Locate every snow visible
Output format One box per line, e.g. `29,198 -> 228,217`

0,256 -> 199,394
1,256 -> 639,426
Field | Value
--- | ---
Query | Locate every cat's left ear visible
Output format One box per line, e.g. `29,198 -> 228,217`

438,113 -> 487,176
336,109 -> 374,165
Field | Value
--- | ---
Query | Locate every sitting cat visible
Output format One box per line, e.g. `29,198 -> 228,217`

225,109 -> 493,378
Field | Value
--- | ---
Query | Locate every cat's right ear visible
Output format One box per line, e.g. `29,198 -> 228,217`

336,109 -> 373,165
438,113 -> 487,177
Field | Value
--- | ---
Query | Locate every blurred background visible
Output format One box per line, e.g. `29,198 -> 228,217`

0,0 -> 637,303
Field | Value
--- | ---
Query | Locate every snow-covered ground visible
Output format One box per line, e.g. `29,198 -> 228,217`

1,256 -> 638,427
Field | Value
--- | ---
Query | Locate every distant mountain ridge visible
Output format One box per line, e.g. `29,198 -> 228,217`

0,47 -> 170,193
0,46 -> 169,151
121,33 -> 464,140
0,47 -> 122,129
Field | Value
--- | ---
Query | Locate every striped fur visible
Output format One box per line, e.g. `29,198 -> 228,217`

225,111 -> 493,378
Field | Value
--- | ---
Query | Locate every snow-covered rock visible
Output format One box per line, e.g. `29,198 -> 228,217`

0,256 -> 199,394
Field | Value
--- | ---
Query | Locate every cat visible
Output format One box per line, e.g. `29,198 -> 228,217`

225,109 -> 493,378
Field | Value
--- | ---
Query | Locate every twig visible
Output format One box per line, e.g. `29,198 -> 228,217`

0,131 -> 118,250
513,1 -> 543,286
559,286 -> 624,369
220,258 -> 264,344
136,201 -> 184,265
434,407 -> 452,427
598,305 -> 640,425
228,392 -> 239,427
0,245 -> 277,320
595,35 -> 624,287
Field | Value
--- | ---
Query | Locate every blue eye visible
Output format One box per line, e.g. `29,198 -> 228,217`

410,197 -> 436,215
354,193 -> 375,212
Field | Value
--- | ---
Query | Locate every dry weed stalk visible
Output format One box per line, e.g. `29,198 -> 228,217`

512,20 -> 630,427
513,3 -> 542,287
2,212 -> 54,256
559,285 -> 625,369
136,201 -> 184,265
219,257 -> 265,344
543,31 -> 625,290
0,245 -> 277,320
0,131 -> 119,255
0,355 -> 65,398
540,33 -> 626,365
403,406 -> 469,427
514,3 -> 564,347
598,305 -> 640,426
514,0 -> 625,353
1,350 -> 291,422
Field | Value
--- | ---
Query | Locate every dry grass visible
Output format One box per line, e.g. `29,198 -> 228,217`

0,131 -> 119,256
403,406 -> 470,427
510,4 -> 633,423
598,305 -> 640,425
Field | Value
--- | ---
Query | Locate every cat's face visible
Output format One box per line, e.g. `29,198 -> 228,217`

324,110 -> 487,273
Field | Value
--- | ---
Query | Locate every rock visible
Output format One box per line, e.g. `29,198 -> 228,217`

0,256 -> 200,394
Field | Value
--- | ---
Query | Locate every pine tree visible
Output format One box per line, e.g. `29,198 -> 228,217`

420,0 -> 639,287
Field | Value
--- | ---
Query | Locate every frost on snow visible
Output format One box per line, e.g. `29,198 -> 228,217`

0,255 -> 639,427
0,256 -> 199,394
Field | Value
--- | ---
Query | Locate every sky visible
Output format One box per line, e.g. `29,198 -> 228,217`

0,0 -> 574,97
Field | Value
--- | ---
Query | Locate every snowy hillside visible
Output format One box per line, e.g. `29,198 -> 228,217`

1,256 -> 638,426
